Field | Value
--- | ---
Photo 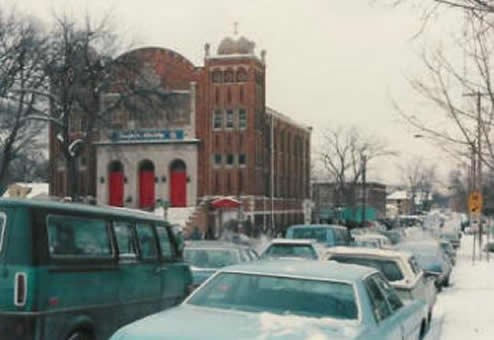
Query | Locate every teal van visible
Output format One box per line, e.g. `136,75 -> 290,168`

285,224 -> 352,247
0,199 -> 192,340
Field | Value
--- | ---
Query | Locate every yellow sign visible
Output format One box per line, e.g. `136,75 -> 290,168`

468,190 -> 483,214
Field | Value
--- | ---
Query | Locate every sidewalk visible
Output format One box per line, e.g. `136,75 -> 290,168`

426,234 -> 494,340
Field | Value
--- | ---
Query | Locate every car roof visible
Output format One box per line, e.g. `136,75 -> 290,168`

326,246 -> 409,260
267,238 -> 317,245
355,234 -> 388,241
287,224 -> 348,230
222,258 -> 377,282
0,198 -> 164,222
184,241 -> 250,249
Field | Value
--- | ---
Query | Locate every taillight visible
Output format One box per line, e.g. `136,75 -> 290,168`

14,273 -> 27,307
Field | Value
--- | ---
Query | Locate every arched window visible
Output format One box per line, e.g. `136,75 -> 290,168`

236,68 -> 248,82
212,70 -> 223,83
224,69 -> 234,83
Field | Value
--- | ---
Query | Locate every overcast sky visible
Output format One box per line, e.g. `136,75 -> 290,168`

6,0 -> 462,186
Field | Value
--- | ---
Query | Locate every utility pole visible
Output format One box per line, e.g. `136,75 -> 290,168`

361,154 -> 367,228
464,90 -> 487,262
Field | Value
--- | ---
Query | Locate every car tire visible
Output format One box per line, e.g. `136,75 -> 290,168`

419,320 -> 427,340
67,330 -> 93,340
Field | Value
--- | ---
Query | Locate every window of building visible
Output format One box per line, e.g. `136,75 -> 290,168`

212,70 -> 223,83
226,109 -> 234,128
224,69 -> 234,83
239,154 -> 247,167
237,68 -> 248,82
214,153 -> 222,167
226,153 -> 235,166
239,108 -> 247,129
213,109 -> 223,129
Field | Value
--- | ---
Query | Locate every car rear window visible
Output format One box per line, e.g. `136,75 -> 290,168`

264,244 -> 317,259
330,256 -> 404,282
0,212 -> 6,253
184,248 -> 237,268
187,272 -> 358,320
290,228 -> 328,242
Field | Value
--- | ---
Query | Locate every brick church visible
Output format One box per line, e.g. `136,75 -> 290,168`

49,32 -> 312,235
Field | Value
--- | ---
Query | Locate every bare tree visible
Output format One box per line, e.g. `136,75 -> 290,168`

399,156 -> 437,213
318,126 -> 395,215
0,10 -> 48,190
15,12 -> 171,200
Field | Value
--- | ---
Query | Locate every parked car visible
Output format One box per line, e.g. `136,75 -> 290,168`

184,241 -> 258,287
440,232 -> 461,249
354,233 -> 392,249
260,239 -> 321,260
326,247 -> 437,327
394,241 -> 452,289
353,235 -> 381,249
110,260 -> 428,340
379,229 -> 405,245
285,224 -> 352,247
0,198 -> 192,340
439,240 -> 457,266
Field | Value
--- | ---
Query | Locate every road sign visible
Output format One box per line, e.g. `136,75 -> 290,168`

468,190 -> 483,214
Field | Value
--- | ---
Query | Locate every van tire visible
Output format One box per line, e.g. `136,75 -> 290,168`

67,330 -> 94,340
418,320 -> 427,340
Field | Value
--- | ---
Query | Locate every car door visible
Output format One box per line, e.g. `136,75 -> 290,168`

372,273 -> 421,340
364,275 -> 402,340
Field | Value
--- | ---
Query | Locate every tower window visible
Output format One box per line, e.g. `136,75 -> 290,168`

213,109 -> 223,129
239,154 -> 247,167
226,109 -> 234,128
226,154 -> 234,166
214,154 -> 222,167
237,68 -> 248,82
212,70 -> 223,83
224,70 -> 234,83
239,108 -> 247,129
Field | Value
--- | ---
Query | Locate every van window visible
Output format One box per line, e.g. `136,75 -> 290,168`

136,223 -> 158,260
0,212 -> 6,252
156,225 -> 176,261
47,215 -> 112,257
114,222 -> 137,258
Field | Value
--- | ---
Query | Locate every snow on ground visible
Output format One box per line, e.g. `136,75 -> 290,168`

425,222 -> 494,340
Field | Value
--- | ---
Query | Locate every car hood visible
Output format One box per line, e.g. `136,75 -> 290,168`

111,305 -> 363,340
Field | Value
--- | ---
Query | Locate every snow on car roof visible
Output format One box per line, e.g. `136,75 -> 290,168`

222,258 -> 377,282
325,246 -> 411,260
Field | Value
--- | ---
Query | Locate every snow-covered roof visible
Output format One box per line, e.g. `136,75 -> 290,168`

3,182 -> 49,199
387,190 -> 408,200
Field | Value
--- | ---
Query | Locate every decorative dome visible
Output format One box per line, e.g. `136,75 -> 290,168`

217,35 -> 256,55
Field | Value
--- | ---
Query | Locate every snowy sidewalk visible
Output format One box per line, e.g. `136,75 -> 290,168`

426,234 -> 494,340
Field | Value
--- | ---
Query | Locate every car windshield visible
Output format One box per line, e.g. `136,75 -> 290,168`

184,248 -> 237,268
187,272 -> 358,320
291,228 -> 327,242
263,244 -> 317,259
330,256 -> 404,282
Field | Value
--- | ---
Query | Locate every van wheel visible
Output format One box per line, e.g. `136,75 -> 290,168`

67,330 -> 93,340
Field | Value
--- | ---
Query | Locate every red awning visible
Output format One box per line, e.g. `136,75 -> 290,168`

211,197 -> 242,208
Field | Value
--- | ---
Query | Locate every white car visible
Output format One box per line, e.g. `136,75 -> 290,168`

260,239 -> 322,260
326,246 -> 437,327
354,233 -> 392,249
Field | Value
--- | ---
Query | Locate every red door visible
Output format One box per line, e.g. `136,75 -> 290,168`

139,170 -> 155,208
109,171 -> 124,207
170,170 -> 186,207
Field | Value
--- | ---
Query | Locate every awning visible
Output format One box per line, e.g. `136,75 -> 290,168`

211,197 -> 242,208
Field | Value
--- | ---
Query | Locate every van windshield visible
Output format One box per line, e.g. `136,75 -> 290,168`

290,228 -> 328,242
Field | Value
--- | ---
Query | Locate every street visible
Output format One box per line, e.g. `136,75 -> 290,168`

426,227 -> 494,339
